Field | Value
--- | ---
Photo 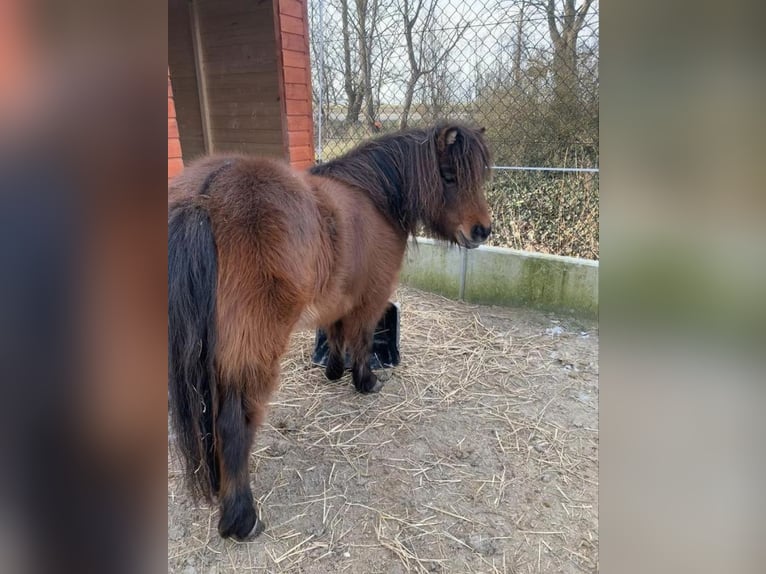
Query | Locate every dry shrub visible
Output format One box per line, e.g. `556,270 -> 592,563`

486,170 -> 599,260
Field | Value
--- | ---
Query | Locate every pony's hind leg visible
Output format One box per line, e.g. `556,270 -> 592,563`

215,382 -> 264,541
215,358 -> 282,540
324,320 -> 346,381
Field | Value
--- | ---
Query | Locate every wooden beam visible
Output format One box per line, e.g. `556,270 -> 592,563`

189,0 -> 212,153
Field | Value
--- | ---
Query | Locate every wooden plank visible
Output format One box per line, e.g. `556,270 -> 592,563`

280,14 -> 304,36
200,39 -> 274,52
167,43 -> 198,76
288,130 -> 312,147
208,116 -> 281,134
283,67 -> 305,84
291,159 -> 315,170
203,73 -> 281,94
287,115 -> 312,132
169,0 -> 198,78
206,100 -> 281,118
172,86 -> 204,105
168,138 -> 183,158
285,99 -> 310,116
170,73 -> 201,88
284,83 -> 309,100
196,0 -> 278,49
281,49 -> 307,70
208,114 -> 283,131
203,56 -> 277,76
281,32 -> 306,53
190,0 -> 212,153
209,128 -> 284,145
299,0 -> 315,162
213,141 -> 286,156
207,106 -> 281,117
168,157 -> 185,179
202,48 -> 277,66
199,30 -> 280,51
279,0 -> 304,20
168,97 -> 176,118
168,118 -> 179,138
196,0 -> 274,19
205,91 -> 281,107
199,0 -> 282,157
171,78 -> 202,99
198,30 -> 278,50
289,145 -> 313,162
272,0 -> 291,161
202,60 -> 277,75
169,0 -> 209,161
204,92 -> 280,106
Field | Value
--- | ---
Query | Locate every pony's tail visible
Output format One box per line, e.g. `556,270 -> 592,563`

168,198 -> 219,501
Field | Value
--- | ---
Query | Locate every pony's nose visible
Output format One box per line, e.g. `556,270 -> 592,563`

471,223 -> 491,243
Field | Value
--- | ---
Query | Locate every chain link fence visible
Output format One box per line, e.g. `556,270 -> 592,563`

308,0 -> 599,259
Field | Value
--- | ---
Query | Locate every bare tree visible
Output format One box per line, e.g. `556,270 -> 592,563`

543,0 -> 594,105
512,0 -> 527,85
338,0 -> 396,127
340,0 -> 363,123
398,0 -> 468,130
422,29 -> 454,121
369,4 -> 400,126
310,3 -> 342,127
354,0 -> 382,127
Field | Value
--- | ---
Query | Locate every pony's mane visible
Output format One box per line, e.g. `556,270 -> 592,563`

309,122 -> 491,234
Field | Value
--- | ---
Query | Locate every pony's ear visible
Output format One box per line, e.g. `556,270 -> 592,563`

438,125 -> 461,150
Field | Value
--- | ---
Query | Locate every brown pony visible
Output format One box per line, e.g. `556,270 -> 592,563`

168,122 -> 492,540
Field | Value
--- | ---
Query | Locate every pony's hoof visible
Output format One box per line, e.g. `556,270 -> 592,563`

219,507 -> 264,541
231,516 -> 265,542
325,354 -> 345,381
355,372 -> 383,394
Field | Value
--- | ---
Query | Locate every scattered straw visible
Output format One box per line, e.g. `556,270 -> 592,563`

168,286 -> 599,573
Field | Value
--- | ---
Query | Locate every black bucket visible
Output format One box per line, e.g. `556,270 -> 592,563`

311,302 -> 400,370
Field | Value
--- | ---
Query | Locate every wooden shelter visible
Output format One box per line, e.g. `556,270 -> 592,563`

168,0 -> 315,180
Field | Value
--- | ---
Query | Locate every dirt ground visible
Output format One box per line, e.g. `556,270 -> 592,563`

168,287 -> 598,573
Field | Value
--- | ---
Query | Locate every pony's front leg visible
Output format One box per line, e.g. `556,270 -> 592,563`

215,384 -> 264,541
347,324 -> 383,394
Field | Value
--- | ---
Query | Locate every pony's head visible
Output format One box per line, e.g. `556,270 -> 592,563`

308,121 -> 493,244
427,123 -> 493,249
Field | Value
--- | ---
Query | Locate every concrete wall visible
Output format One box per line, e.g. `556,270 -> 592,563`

400,238 -> 598,318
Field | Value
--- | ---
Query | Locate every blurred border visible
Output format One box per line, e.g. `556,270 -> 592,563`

0,2 -> 168,572
602,0 -> 765,572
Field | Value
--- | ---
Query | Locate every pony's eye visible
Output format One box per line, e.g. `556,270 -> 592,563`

442,173 -> 456,184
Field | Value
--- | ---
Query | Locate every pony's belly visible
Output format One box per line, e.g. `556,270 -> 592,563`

295,300 -> 352,331
295,305 -> 321,331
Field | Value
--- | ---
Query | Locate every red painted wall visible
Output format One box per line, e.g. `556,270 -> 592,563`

276,0 -> 315,170
168,72 -> 183,181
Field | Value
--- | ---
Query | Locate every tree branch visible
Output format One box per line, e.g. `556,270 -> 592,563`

574,0 -> 594,33
424,20 -> 470,73
546,0 -> 561,44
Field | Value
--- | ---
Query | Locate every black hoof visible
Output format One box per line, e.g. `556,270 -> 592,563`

231,516 -> 265,542
354,371 -> 383,394
218,502 -> 262,541
325,353 -> 345,381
